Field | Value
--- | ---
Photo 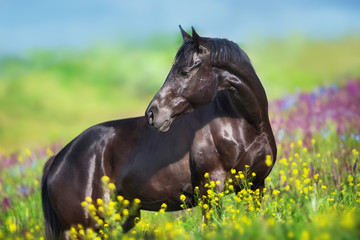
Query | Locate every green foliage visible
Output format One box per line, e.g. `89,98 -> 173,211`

0,36 -> 360,153
247,36 -> 360,99
0,133 -> 359,239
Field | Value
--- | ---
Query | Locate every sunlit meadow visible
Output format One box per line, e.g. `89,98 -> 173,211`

1,78 -> 359,239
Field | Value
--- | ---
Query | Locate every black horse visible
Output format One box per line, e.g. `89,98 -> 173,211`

41,26 -> 277,239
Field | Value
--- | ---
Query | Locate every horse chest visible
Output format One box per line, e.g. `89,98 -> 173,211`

191,121 -> 243,172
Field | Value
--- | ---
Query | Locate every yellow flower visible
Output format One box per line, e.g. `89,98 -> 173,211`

46,148 -> 54,156
216,180 -> 221,185
301,231 -> 309,240
6,218 -> 16,233
304,178 -> 310,184
297,140 -> 302,147
88,204 -> 96,212
266,176 -> 271,181
251,172 -> 256,177
117,195 -> 124,202
161,203 -> 167,208
85,196 -> 92,203
266,218 -> 275,226
123,209 -> 129,216
108,183 -> 116,190
321,185 -> 327,189
123,199 -> 130,206
159,209 -> 165,213
101,176 -> 110,183
352,149 -> 359,156
203,204 -> 209,210
272,189 -> 280,195
348,175 -> 354,182
134,198 -> 141,204
231,169 -> 236,174
98,206 -> 104,213
180,194 -> 186,202
204,172 -> 209,178
70,227 -> 77,235
97,198 -> 103,205
265,155 -> 272,167
109,201 -> 116,208
25,148 -> 32,157
115,213 -> 121,221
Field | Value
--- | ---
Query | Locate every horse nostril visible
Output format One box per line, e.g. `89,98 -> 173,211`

148,110 -> 154,125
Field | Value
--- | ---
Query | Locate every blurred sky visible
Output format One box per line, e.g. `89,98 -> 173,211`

0,0 -> 360,55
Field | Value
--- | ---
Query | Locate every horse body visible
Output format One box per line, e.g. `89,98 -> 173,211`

42,27 -> 276,239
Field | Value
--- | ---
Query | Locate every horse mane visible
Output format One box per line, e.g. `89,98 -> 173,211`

175,38 -> 252,68
206,38 -> 252,67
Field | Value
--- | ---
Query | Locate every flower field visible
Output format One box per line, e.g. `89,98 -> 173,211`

0,80 -> 359,239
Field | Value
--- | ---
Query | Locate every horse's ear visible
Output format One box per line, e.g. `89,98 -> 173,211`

191,26 -> 207,53
179,25 -> 191,42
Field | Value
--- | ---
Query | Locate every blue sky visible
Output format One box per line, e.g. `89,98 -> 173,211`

0,0 -> 359,55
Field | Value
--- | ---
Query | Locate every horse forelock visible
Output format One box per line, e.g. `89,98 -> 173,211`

175,42 -> 192,65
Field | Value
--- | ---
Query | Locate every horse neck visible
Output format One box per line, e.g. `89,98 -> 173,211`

213,61 -> 270,131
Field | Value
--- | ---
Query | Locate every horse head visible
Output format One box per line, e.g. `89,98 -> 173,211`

146,26 -> 219,133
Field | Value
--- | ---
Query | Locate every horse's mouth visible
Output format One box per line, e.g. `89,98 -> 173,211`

157,119 -> 172,133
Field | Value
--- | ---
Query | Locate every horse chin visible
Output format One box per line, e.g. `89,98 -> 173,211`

158,117 -> 177,133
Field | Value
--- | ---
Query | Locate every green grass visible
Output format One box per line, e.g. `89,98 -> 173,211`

1,36 -> 360,153
0,131 -> 359,239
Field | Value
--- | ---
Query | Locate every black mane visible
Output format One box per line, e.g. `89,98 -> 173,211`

207,38 -> 251,66
176,37 -> 252,67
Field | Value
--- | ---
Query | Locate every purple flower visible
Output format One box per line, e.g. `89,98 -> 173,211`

18,185 -> 30,197
269,79 -> 360,147
2,197 -> 11,211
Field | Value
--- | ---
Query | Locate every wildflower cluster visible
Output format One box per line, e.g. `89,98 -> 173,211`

67,176 -> 141,239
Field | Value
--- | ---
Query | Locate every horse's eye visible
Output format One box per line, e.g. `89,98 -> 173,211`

180,71 -> 189,77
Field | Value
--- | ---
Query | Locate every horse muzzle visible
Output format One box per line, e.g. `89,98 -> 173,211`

146,105 -> 173,133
